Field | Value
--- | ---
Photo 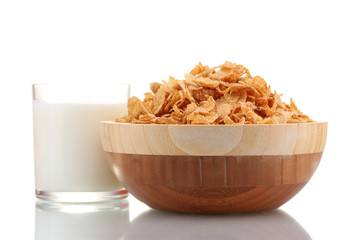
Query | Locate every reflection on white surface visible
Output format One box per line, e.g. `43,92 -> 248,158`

121,209 -> 311,240
35,199 -> 129,240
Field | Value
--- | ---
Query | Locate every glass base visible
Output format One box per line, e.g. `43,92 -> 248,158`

35,189 -> 128,203
36,198 -> 129,213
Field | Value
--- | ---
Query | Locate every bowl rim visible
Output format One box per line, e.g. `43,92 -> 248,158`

101,120 -> 327,127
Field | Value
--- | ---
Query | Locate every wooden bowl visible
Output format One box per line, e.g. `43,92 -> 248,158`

100,121 -> 327,213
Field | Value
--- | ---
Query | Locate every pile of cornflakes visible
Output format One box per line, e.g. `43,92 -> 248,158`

117,61 -> 313,124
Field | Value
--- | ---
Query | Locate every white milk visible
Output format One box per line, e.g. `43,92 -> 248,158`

33,101 -> 125,192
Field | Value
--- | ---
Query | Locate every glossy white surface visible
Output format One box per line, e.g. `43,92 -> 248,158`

1,184 -> 359,240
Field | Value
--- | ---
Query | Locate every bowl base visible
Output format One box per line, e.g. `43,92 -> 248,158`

124,182 -> 307,213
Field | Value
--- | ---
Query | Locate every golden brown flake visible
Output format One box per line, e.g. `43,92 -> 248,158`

116,62 -> 313,124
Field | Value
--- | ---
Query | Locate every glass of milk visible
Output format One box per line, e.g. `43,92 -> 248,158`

33,83 -> 129,202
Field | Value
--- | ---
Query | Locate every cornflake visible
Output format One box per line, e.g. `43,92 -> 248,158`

116,61 -> 313,124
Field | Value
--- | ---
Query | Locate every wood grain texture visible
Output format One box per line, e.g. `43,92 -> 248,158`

101,122 -> 327,156
105,152 -> 322,213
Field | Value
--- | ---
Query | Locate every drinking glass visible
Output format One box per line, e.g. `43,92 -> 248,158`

33,83 -> 129,202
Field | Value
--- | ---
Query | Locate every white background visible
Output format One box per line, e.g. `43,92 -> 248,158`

1,0 -> 360,239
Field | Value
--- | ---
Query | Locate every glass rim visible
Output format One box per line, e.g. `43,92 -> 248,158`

32,83 -> 130,87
